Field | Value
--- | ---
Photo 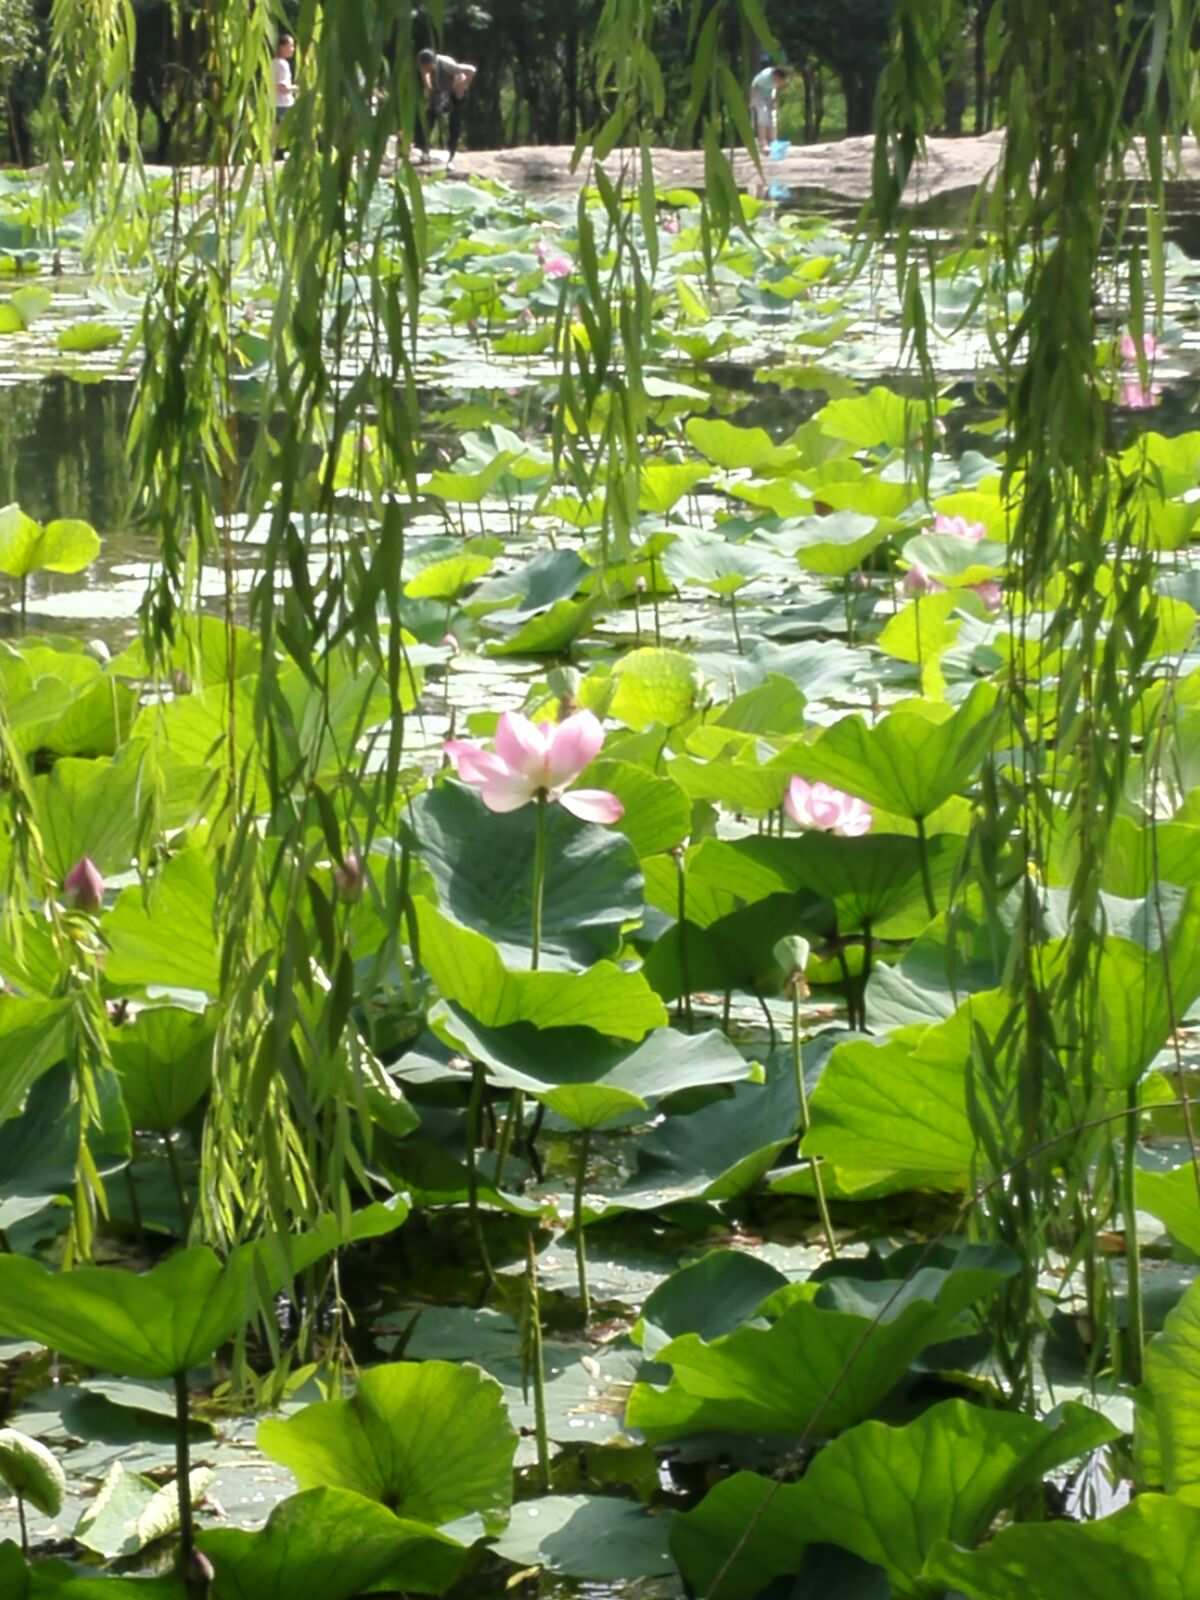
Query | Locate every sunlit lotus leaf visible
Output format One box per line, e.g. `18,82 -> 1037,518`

423,453 -> 516,503
73,1460 -> 211,1560
924,1495 -> 1200,1600
672,1400 -> 1117,1600
108,1006 -> 215,1132
258,1361 -> 515,1527
626,1251 -> 1012,1441
804,991 -> 1016,1185
465,548 -> 587,616
0,1065 -> 128,1231
875,590 -> 964,675
199,1486 -> 468,1600
0,506 -> 100,580
490,1495 -> 673,1581
818,387 -> 951,449
576,759 -> 690,856
1143,1276 -> 1200,1501
811,476 -> 921,520
901,532 -> 1006,587
685,418 -> 803,473
57,321 -> 123,353
662,529 -> 779,595
0,1203 -> 407,1378
107,613 -> 262,685
930,486 -> 1006,538
413,898 -> 666,1040
609,646 -> 705,731
0,1427 -> 66,1515
405,552 -> 495,599
1117,428 -> 1200,497
105,849 -> 220,995
638,460 -> 708,512
486,595 -> 605,655
787,682 -> 999,822
1138,1163 -> 1200,1256
726,477 -> 814,518
432,1006 -> 758,1129
772,511 -> 891,577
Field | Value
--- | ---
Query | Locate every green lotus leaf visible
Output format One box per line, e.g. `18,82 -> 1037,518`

0,1427 -> 66,1515
30,750 -> 144,883
199,1486 -> 468,1600
787,680 -> 998,821
671,1399 -> 1119,1600
685,417 -> 803,473
56,321 -> 123,353
423,452 -> 516,503
0,1063 -> 128,1231
258,1361 -> 515,1527
485,595 -> 605,654
632,1249 -> 789,1357
818,386 -> 949,450
1138,1162 -> 1200,1255
1143,1276 -> 1200,1501
104,849 -> 221,996
107,613 -> 263,686
626,1251 -> 1013,1442
410,782 -> 643,969
785,511 -> 891,577
901,531 -> 1006,586
431,1007 -> 758,1129
108,1006 -> 216,1131
0,1000 -> 70,1124
0,1202 -> 407,1377
923,1494 -> 1200,1600
575,759 -> 690,857
608,645 -> 706,731
0,506 -> 100,579
404,552 -> 495,599
661,529 -> 777,595
638,460 -> 708,512
413,897 -> 666,1040
73,1460 -> 212,1559
489,1494 -> 674,1581
465,549 -> 588,617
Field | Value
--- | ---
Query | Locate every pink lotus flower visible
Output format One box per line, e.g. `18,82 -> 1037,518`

1119,331 -> 1159,365
445,710 -> 624,823
64,856 -> 104,913
662,213 -> 681,235
785,778 -> 872,837
932,513 -> 986,543
542,254 -> 571,278
902,561 -> 945,597
1119,379 -> 1161,410
973,579 -> 1003,610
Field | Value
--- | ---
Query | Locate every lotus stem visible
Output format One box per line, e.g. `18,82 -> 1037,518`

531,791 -> 547,972
526,1232 -> 551,1491
914,814 -> 937,919
792,987 -> 837,1258
649,554 -> 662,644
573,1128 -> 592,1321
675,848 -> 694,1032
15,1491 -> 27,1555
173,1368 -> 195,1572
465,1062 -> 497,1290
729,590 -> 743,655
165,1133 -> 191,1233
1121,1081 -> 1145,1385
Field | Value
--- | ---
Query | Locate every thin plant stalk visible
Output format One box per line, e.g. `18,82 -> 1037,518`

572,1127 -> 592,1320
792,984 -> 836,1258
525,1232 -> 551,1492
465,1062 -> 497,1289
729,589 -> 743,654
496,793 -> 549,1184
674,847 -> 694,1032
164,1133 -> 191,1233
173,1368 -> 195,1572
914,814 -> 937,919
1121,1081 -> 1145,1385
15,1490 -> 27,1555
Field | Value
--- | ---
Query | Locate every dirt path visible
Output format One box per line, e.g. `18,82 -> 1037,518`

424,131 -> 1200,203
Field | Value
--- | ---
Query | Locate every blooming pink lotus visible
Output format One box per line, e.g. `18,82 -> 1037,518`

972,579 -> 1003,611
445,710 -> 624,823
534,240 -> 572,278
902,561 -> 945,598
932,513 -> 986,543
1119,331 -> 1159,365
64,856 -> 104,913
785,778 -> 872,837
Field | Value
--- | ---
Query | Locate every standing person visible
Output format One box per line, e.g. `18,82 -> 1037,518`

749,61 -> 788,153
273,31 -> 296,130
415,47 -> 477,169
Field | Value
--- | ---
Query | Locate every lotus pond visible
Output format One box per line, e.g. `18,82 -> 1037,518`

3,155 -> 1200,1600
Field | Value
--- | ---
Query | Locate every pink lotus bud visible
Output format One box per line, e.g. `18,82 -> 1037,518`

902,561 -> 944,598
64,856 -> 104,913
543,254 -> 571,279
519,306 -> 534,324
849,570 -> 871,591
333,851 -> 364,903
662,213 -> 680,234
973,579 -> 1003,611
1118,379 -> 1161,410
932,513 -> 986,543
439,632 -> 460,656
1118,331 -> 1159,365
185,1549 -> 215,1592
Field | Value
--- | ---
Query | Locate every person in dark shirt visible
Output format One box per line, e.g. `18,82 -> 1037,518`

415,48 -> 477,168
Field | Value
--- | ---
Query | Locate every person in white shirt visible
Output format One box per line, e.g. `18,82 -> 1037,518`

273,31 -> 296,124
749,63 -> 788,152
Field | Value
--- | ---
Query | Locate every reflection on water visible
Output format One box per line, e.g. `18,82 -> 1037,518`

0,377 -> 133,533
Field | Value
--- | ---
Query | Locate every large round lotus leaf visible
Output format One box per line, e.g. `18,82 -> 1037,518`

609,646 -> 705,731
409,783 -> 643,969
257,1361 -> 516,1529
0,1427 -> 66,1515
199,1486 -> 467,1600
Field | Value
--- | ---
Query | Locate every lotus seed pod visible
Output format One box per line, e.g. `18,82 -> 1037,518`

0,1426 -> 66,1516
